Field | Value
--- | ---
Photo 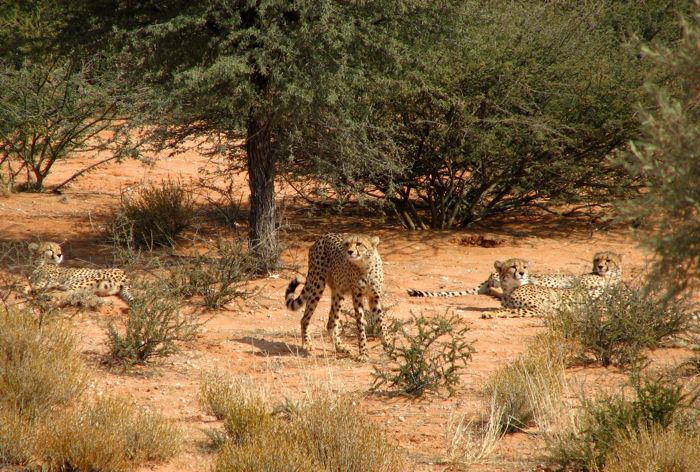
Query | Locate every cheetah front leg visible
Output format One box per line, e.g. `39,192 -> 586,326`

326,292 -> 351,355
352,290 -> 369,361
367,290 -> 391,348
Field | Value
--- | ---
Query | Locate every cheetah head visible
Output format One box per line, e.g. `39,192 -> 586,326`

28,241 -> 63,265
592,251 -> 622,276
344,234 -> 379,268
494,258 -> 529,294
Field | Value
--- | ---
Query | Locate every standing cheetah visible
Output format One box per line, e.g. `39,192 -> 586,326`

407,251 -> 622,299
285,233 -> 388,360
481,258 -> 583,319
29,242 -> 135,305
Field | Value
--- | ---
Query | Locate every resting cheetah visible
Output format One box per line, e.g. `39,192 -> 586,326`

28,242 -> 135,305
481,258 -> 582,318
407,252 -> 622,299
285,233 -> 388,360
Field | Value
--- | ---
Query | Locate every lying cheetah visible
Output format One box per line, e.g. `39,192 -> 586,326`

285,233 -> 388,360
29,242 -> 135,305
407,252 -> 622,299
481,258 -> 582,318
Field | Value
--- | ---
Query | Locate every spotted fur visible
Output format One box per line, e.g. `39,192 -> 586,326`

481,258 -> 581,319
407,251 -> 622,299
285,233 -> 387,360
29,242 -> 134,305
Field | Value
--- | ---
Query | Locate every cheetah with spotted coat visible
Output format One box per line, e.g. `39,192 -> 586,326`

285,233 -> 388,360
29,242 -> 135,305
407,252 -> 622,299
480,258 -> 585,318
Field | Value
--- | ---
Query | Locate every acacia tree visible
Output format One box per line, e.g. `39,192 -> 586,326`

56,0 -> 448,270
288,0 -> 684,229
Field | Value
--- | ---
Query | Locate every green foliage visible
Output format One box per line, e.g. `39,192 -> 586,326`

372,312 -> 475,397
168,239 -> 256,309
299,0 -> 682,229
620,2 -> 700,301
551,284 -> 690,368
0,57 -> 136,192
110,179 -> 195,248
548,372 -> 698,471
106,282 -> 199,364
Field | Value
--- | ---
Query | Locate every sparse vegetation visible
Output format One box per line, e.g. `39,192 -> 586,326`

106,282 -> 199,364
604,427 -> 700,472
168,239 -> 256,309
109,179 -> 194,248
0,306 -> 87,419
43,396 -> 182,472
550,284 -> 690,368
548,372 -> 698,471
203,372 -> 403,472
372,312 -> 475,397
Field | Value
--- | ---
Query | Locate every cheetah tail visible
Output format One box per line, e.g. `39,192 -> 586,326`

285,277 -> 305,311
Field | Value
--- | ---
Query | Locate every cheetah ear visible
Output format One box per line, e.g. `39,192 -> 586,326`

494,260 -> 504,271
28,242 -> 39,252
369,236 -> 379,248
616,253 -> 623,261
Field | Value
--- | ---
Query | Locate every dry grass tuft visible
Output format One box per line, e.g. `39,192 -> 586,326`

0,306 -> 87,419
43,396 -> 182,472
604,427 -> 700,472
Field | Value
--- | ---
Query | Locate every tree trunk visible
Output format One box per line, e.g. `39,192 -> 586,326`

246,111 -> 279,272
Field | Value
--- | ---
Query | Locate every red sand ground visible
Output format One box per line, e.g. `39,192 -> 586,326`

0,151 -> 693,471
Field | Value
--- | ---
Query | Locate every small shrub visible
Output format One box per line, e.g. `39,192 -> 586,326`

43,396 -> 181,472
371,312 -> 475,397
604,427 -> 700,472
109,179 -> 194,248
0,307 -> 87,419
106,282 -> 199,364
169,239 -> 256,309
551,284 -> 691,368
548,372 -> 697,471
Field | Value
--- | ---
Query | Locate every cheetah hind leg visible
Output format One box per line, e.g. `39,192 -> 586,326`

327,292 -> 351,355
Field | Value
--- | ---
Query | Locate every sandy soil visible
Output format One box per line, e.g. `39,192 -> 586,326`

0,151 -> 693,472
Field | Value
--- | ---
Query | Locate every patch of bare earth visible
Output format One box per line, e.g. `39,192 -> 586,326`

0,152 -> 692,471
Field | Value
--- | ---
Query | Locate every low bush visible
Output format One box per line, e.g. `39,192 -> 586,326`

371,312 -> 475,397
551,284 -> 690,368
108,179 -> 194,248
106,282 -> 200,364
0,307 -> 87,419
168,239 -> 256,309
548,372 -> 698,471
43,396 -> 182,472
